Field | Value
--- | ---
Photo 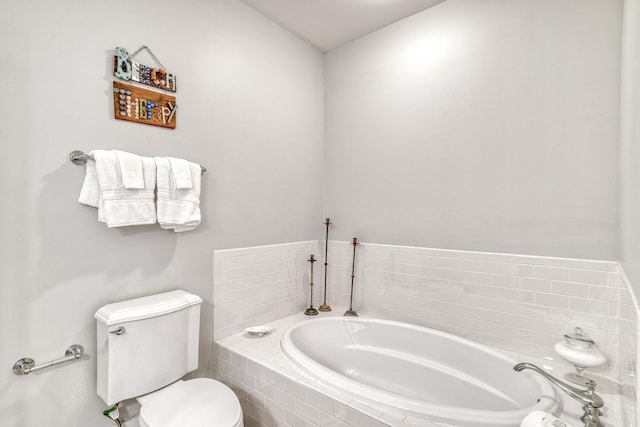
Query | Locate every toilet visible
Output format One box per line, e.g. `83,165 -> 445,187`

95,290 -> 243,427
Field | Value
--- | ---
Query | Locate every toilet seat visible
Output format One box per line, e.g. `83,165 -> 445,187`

138,378 -> 243,427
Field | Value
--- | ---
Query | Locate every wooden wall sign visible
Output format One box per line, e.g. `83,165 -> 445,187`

113,81 -> 177,129
113,46 -> 177,92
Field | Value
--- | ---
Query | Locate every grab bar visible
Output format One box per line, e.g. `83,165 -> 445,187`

13,344 -> 84,375
69,150 -> 207,174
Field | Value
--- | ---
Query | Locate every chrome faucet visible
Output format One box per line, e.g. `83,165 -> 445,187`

513,363 -> 604,427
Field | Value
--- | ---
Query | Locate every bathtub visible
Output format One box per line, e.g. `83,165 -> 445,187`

281,317 -> 561,427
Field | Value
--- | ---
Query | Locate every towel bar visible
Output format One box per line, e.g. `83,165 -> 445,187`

13,344 -> 84,375
69,150 -> 207,174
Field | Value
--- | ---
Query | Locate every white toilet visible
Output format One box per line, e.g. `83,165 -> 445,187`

95,290 -> 243,427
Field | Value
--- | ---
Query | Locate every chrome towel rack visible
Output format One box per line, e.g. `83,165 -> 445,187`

69,150 -> 207,174
13,344 -> 84,375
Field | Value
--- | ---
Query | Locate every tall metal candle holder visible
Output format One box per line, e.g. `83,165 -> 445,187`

344,237 -> 359,317
304,255 -> 319,316
318,218 -> 332,312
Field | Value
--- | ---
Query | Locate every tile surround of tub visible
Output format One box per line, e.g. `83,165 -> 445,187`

619,269 -> 639,427
213,241 -> 322,340
327,241 -> 625,377
213,312 -> 453,427
212,240 -> 639,426
213,311 -> 622,427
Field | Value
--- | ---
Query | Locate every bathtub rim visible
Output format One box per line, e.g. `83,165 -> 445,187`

281,316 -> 562,426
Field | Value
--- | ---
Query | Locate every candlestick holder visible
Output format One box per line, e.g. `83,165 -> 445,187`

344,237 -> 359,317
318,218 -> 332,312
304,255 -> 318,316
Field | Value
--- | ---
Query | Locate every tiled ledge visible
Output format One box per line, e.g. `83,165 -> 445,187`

214,310 -> 455,427
212,311 -> 622,427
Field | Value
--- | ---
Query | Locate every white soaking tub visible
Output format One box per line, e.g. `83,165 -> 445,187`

281,317 -> 561,427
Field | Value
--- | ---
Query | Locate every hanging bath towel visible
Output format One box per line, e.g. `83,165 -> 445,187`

79,150 -> 157,227
154,157 -> 201,232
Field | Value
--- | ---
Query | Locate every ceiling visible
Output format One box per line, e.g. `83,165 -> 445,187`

240,0 -> 447,52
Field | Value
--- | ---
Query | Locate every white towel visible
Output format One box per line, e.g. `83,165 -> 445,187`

155,157 -> 201,232
78,151 -> 100,208
114,150 -> 145,189
520,411 -> 574,427
79,150 -> 156,227
167,157 -> 193,189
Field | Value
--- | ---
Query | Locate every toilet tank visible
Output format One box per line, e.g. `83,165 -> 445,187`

95,290 -> 203,405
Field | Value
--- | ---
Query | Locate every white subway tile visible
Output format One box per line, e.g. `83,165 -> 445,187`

256,379 -> 275,400
475,284 -> 505,299
285,378 -> 307,401
284,409 -> 307,427
393,252 -> 425,266
295,399 -> 320,424
534,293 -> 569,309
450,281 -> 476,294
306,389 -> 334,415
488,274 -> 519,288
461,271 -> 490,285
475,261 -> 505,274
583,260 -> 618,272
274,387 -> 296,409
360,416 -> 389,427
551,281 -> 588,298
516,256 -> 549,266
568,269 -> 608,285
569,297 -> 614,317
504,263 -> 535,277
421,277 -> 451,291
262,397 -> 286,421
318,413 -> 350,427
588,285 -> 620,303
337,402 -> 365,426
504,289 -> 536,304
240,397 -> 260,419
547,258 -> 584,268
484,253 -> 518,263
533,318 -> 565,336
232,352 -> 249,370
503,313 -> 536,330
518,277 -> 552,293
429,256 -> 476,271
607,272 -> 621,287
465,305 -> 504,323
534,266 -> 569,281
424,266 -> 463,281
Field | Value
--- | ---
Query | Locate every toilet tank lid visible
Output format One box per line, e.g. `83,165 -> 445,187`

95,290 -> 203,326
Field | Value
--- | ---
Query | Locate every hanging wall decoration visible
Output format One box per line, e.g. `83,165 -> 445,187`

113,46 -> 177,92
113,81 -> 177,129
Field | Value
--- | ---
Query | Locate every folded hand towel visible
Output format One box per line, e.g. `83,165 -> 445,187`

167,157 -> 193,189
79,150 -> 156,227
114,150 -> 145,189
155,157 -> 201,232
78,151 -> 100,208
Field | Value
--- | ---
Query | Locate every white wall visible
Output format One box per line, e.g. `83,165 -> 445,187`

620,0 -> 640,422
325,0 -> 622,260
621,0 -> 640,304
0,0 -> 324,426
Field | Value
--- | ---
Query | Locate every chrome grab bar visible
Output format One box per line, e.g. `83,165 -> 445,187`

13,344 -> 84,375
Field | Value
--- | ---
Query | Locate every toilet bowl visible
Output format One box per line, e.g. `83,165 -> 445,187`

137,379 -> 243,427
